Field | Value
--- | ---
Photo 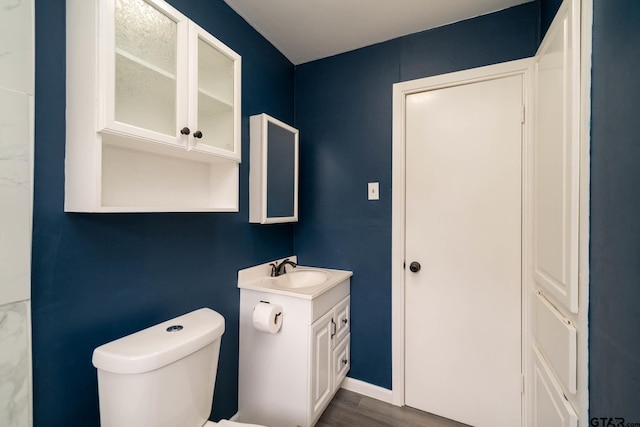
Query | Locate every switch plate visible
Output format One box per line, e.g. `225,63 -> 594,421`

368,182 -> 379,200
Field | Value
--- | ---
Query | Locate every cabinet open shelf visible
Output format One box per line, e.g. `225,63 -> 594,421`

97,134 -> 238,212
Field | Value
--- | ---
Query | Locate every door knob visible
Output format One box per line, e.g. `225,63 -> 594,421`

409,261 -> 421,273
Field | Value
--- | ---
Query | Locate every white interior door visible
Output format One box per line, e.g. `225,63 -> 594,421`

404,75 -> 523,427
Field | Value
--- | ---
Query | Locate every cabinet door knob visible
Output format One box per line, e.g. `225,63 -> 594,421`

342,359 -> 348,365
180,127 -> 191,135
194,130 -> 203,139
342,318 -> 348,325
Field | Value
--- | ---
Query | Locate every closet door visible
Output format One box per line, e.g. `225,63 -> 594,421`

533,0 -> 580,313
532,0 -> 582,425
533,349 -> 578,427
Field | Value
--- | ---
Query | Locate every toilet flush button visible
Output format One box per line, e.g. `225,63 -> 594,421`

166,325 -> 183,332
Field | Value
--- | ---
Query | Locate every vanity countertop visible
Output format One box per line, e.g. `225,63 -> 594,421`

237,257 -> 352,300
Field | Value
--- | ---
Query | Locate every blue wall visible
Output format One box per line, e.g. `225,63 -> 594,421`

32,0 -> 640,421
590,0 -> 640,419
293,2 -> 540,389
540,0 -> 563,38
32,0 -> 294,425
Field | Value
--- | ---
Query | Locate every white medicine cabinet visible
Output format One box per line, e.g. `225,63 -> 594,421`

249,114 -> 299,223
65,0 -> 241,212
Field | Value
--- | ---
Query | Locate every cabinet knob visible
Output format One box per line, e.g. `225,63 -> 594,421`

194,130 -> 203,139
342,318 -> 348,325
342,359 -> 348,365
409,261 -> 421,273
180,127 -> 191,135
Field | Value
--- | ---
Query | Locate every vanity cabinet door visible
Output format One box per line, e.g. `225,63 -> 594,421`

310,310 -> 333,423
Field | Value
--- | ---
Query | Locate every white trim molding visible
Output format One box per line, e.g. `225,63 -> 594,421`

577,0 -> 592,422
341,377 -> 393,404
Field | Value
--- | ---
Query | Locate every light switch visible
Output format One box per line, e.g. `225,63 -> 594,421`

368,182 -> 379,200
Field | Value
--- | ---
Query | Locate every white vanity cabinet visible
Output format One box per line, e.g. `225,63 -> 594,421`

238,277 -> 351,427
65,0 -> 241,212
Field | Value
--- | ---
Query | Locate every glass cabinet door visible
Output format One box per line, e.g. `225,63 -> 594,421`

112,0 -> 181,138
190,24 -> 241,160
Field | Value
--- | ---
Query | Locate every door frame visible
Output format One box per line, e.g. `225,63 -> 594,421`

391,59 -> 534,424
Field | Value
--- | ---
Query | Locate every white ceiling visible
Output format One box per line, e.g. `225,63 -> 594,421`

223,0 -> 532,65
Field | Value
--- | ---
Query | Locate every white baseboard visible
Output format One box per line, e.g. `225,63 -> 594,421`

340,377 -> 393,405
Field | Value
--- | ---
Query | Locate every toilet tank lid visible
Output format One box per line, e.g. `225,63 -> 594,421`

92,308 -> 225,374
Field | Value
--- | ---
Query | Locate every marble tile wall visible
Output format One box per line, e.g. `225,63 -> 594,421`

0,0 -> 34,95
0,86 -> 32,306
0,0 -> 34,426
0,302 -> 31,426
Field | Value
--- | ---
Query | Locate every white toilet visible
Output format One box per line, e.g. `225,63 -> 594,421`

92,308 -> 265,427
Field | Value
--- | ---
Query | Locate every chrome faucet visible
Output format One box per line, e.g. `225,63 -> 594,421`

270,258 -> 298,277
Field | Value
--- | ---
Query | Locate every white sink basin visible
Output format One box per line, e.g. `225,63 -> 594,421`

239,260 -> 352,299
263,270 -> 329,289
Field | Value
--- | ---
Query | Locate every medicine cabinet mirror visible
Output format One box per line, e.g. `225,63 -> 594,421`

249,114 -> 299,223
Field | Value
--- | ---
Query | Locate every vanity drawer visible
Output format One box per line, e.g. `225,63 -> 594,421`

333,296 -> 350,345
333,333 -> 350,391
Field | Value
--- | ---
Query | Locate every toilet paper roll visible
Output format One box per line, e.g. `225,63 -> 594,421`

252,302 -> 283,334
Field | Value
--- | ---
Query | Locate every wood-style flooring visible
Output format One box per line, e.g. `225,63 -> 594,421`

316,389 -> 471,427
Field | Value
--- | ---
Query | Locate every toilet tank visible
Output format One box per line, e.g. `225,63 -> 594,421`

92,308 -> 225,427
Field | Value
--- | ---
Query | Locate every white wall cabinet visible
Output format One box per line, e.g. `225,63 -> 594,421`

249,113 -> 299,223
238,283 -> 350,427
66,0 -> 241,212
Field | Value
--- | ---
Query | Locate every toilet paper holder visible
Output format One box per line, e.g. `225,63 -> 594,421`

259,301 -> 282,323
254,301 -> 283,333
